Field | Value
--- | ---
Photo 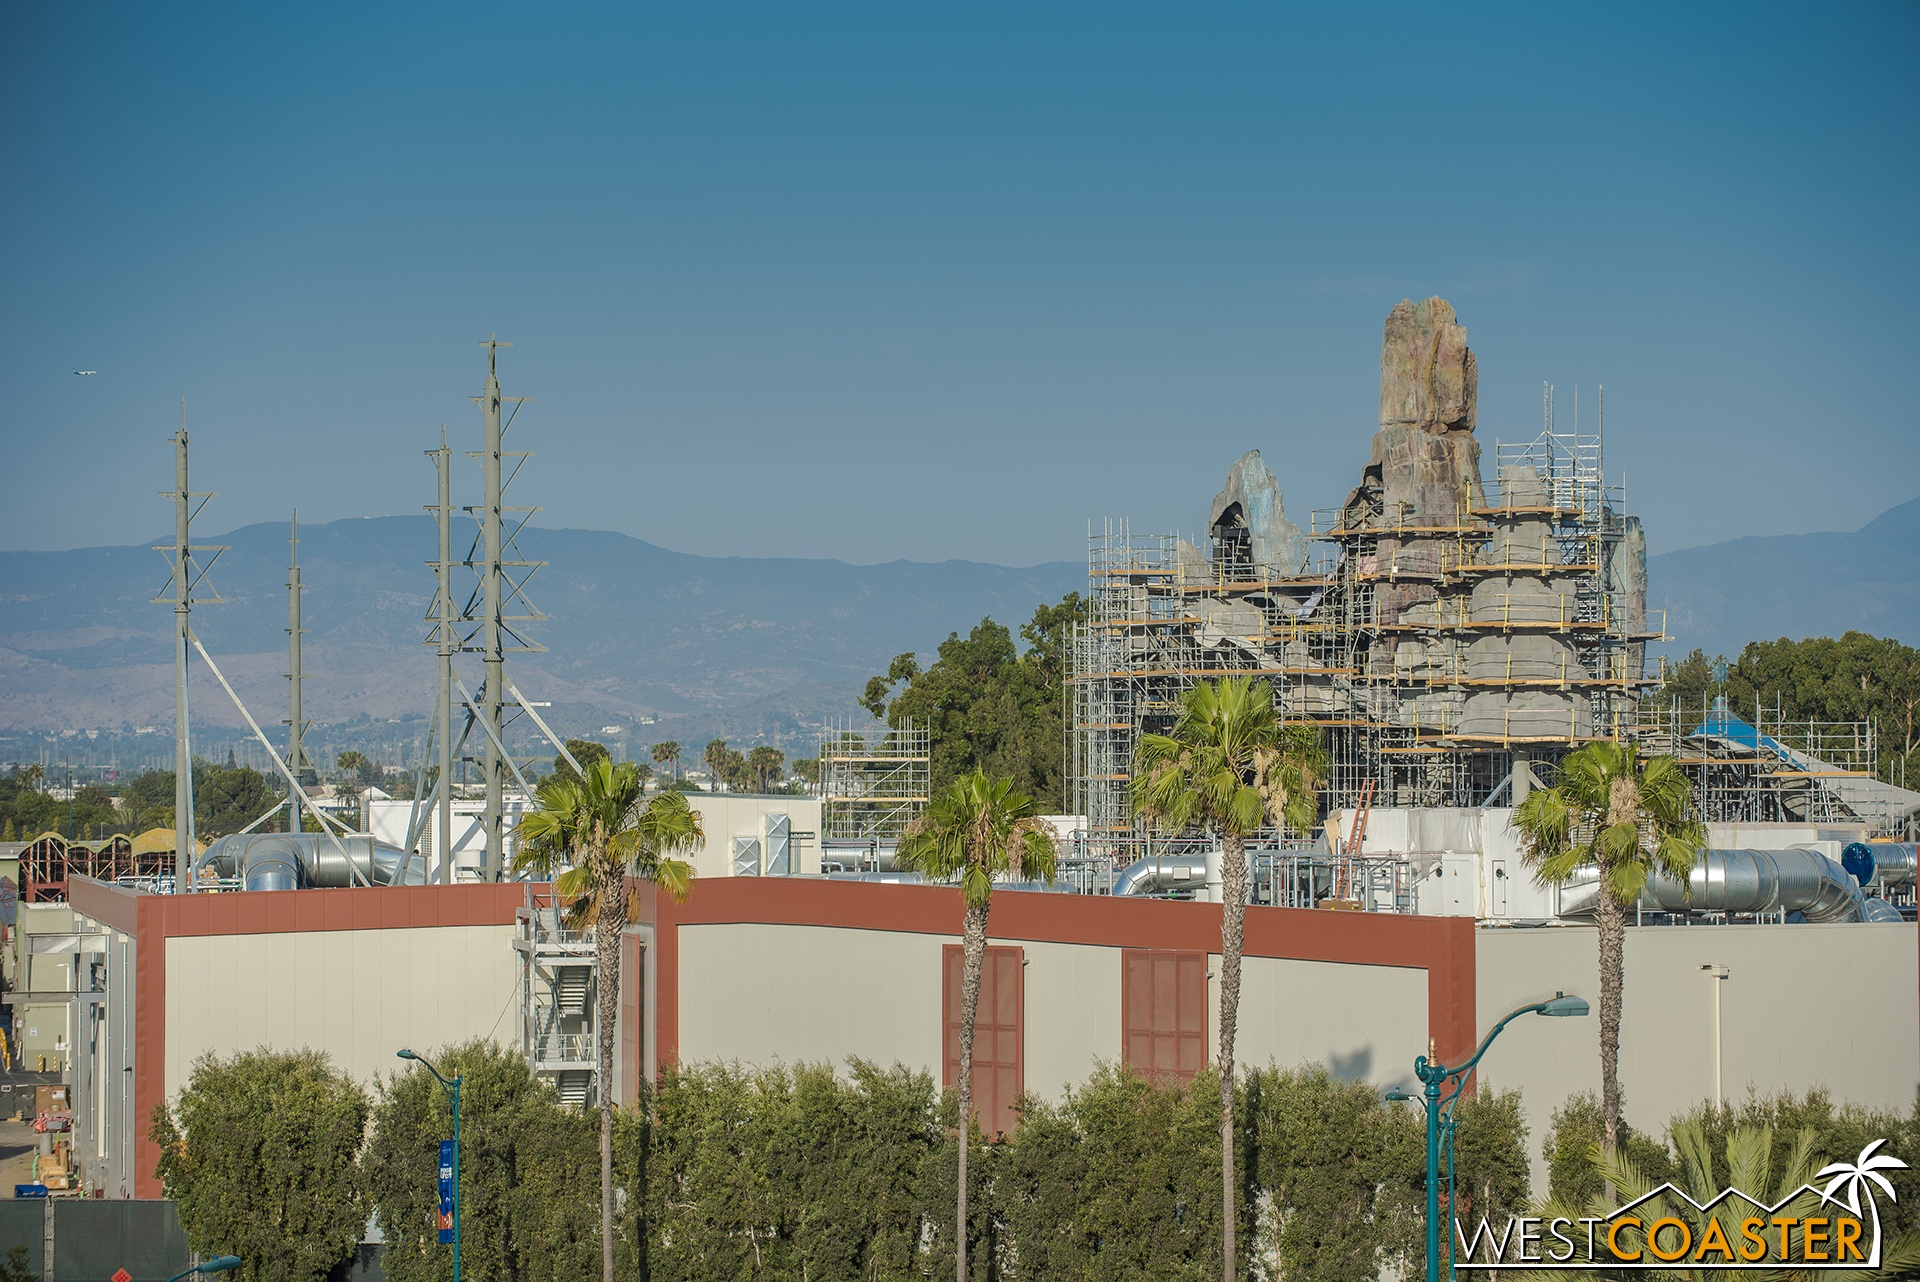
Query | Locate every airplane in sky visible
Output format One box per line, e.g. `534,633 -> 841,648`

72,369 -> 97,376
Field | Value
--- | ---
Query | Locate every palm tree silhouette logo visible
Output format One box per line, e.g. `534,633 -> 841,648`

1817,1139 -> 1907,1266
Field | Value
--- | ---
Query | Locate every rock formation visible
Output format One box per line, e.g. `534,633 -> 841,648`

1207,450 -> 1308,578
1368,298 -> 1488,627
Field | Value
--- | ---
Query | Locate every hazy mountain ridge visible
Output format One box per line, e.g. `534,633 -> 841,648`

4,499 -> 1914,749
1647,495 -> 1920,661
0,516 -> 1082,746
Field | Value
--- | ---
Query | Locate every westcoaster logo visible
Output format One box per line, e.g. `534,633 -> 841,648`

1456,1140 -> 1906,1270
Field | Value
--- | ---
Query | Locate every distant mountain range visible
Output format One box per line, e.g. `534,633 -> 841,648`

2,498 -> 1913,752
1647,495 -> 1920,662
0,517 -> 1081,753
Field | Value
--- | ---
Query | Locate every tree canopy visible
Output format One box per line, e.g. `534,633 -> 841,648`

148,1048 -> 370,1282
1652,631 -> 1920,782
860,593 -> 1084,810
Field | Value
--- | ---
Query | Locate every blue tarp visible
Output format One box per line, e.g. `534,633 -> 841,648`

1689,707 -> 1794,759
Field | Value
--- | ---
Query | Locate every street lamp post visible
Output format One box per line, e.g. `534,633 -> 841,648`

163,1256 -> 242,1282
399,1048 -> 462,1282
1391,991 -> 1589,1282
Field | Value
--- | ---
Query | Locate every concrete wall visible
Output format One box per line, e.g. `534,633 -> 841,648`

675,920 -> 1434,1105
1477,923 -> 1919,1198
1020,940 -> 1123,1099
162,924 -> 518,1096
1232,954 -> 1429,1092
676,923 -> 944,1076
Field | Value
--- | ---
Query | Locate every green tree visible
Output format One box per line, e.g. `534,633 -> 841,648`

1131,676 -> 1324,1282
649,740 -> 681,783
792,757 -> 819,789
195,761 -> 280,837
147,1047 -> 369,1282
1535,1116 -> 1920,1273
747,745 -> 785,793
1542,1089 -> 1674,1207
645,1059 -> 937,1280
1668,1087 -> 1920,1242
701,739 -> 748,792
1001,1063 -> 1225,1280
861,593 -> 1086,810
1726,632 -> 1920,783
1447,1083 -> 1530,1233
895,771 -> 1057,1282
513,761 -> 701,1282
364,1039 -> 602,1282
557,739 -> 612,784
1512,742 -> 1703,1159
1255,1064 -> 1419,1281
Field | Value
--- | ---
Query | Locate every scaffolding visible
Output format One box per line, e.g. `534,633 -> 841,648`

1065,393 -> 1904,871
819,718 -> 930,841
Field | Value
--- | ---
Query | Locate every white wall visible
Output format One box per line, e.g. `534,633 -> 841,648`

163,925 -> 518,1096
1020,941 -> 1122,1099
1477,922 -> 1919,1199
1228,955 -> 1429,1091
676,922 -> 1435,1105
676,923 -> 944,1076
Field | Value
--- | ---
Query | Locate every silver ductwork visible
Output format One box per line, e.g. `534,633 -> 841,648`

817,871 -> 1077,893
1113,852 -> 1217,898
1842,842 -> 1917,890
1557,847 -> 1898,924
197,833 -> 427,891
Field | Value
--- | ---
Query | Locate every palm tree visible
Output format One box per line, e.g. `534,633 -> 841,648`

1511,741 -> 1702,1159
896,770 -> 1057,1282
1131,676 -> 1323,1282
513,759 -> 701,1282
651,740 -> 680,783
1532,1121 -> 1920,1274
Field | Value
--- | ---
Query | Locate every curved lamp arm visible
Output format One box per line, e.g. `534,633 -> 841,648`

397,1047 -> 456,1093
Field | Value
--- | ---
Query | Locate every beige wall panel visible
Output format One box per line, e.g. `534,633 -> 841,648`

677,923 -> 944,1076
1477,923 -> 1920,1200
1014,940 -> 1121,1100
165,925 -> 516,1097
1232,954 -> 1429,1091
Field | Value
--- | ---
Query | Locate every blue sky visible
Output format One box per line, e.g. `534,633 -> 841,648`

3,3 -> 1915,564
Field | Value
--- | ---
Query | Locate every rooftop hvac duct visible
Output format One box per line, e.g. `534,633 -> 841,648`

1113,853 -> 1215,898
1557,847 -> 1897,924
197,833 -> 427,892
819,870 -> 1078,892
1842,842 -> 1917,890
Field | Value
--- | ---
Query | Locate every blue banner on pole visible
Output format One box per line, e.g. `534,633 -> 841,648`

438,1139 -> 455,1244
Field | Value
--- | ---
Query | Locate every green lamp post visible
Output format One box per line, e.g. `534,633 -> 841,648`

399,1048 -> 462,1282
1394,991 -> 1589,1282
163,1256 -> 242,1282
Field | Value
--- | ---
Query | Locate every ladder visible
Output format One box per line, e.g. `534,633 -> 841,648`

1338,778 -> 1377,900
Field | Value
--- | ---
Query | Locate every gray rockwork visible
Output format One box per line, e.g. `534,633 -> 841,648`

1207,450 -> 1308,578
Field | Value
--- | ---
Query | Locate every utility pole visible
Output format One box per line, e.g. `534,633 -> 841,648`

461,340 -> 545,881
152,408 -> 224,891
428,428 -> 455,883
172,423 -> 191,882
479,341 -> 508,880
286,514 -> 308,837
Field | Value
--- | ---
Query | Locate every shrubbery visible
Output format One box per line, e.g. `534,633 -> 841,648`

155,1048 -> 1920,1282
